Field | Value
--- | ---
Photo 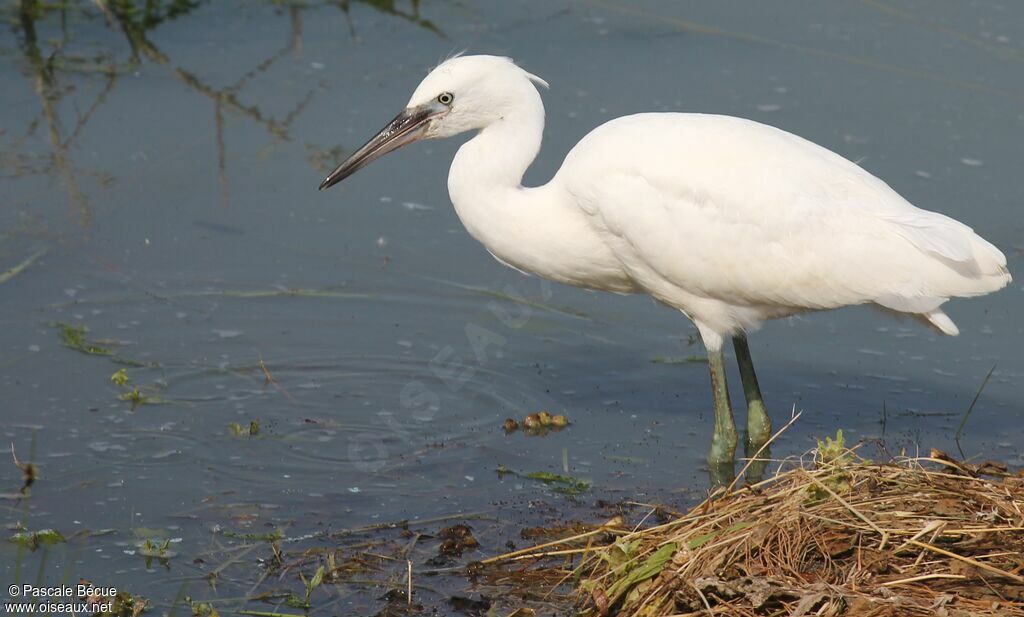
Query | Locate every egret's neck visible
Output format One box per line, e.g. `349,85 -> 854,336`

447,106 -> 545,262
449,106 -> 544,195
445,106 -> 635,293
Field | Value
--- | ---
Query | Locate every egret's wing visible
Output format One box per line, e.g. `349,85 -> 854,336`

557,113 -> 1008,313
875,210 -> 975,263
570,171 -> 878,310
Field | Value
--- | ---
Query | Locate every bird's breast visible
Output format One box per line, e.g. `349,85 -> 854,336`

448,181 -> 639,294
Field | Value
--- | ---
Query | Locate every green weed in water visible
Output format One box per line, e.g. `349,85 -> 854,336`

110,370 -> 166,408
0,249 -> 47,286
137,537 -> 177,559
220,529 -> 283,542
99,590 -> 149,616
285,565 -> 325,609
119,387 -> 150,406
496,465 -> 590,496
55,323 -> 156,367
11,444 -> 36,494
57,322 -> 112,355
228,421 -> 260,437
188,599 -> 221,617
8,528 -> 65,550
650,355 -> 707,364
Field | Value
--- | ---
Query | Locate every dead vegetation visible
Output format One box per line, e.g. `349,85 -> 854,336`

487,439 -> 1024,616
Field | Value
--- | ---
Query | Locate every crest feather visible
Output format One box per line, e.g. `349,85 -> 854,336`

499,56 -> 549,89
430,54 -> 550,90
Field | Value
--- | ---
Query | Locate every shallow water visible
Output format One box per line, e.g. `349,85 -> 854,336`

1,1 -> 1021,614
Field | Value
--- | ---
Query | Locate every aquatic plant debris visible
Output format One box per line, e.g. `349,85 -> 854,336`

220,528 -> 283,542
110,368 -> 130,386
587,541 -> 678,611
228,421 -> 260,437
508,411 -> 571,436
109,369 -> 167,408
119,387 -> 146,403
11,443 -> 36,494
285,565 -> 325,609
136,538 -> 177,560
649,354 -> 708,364
8,528 -> 66,549
436,524 -> 480,558
79,580 -> 148,617
487,445 -> 1024,616
57,321 -> 112,355
187,599 -> 221,617
0,249 -> 47,285
48,287 -> 375,309
496,465 -> 590,496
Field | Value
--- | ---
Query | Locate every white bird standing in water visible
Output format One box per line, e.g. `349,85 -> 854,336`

320,55 -> 1011,473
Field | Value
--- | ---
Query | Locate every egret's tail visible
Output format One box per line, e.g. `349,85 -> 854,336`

885,209 -> 1012,292
873,303 -> 961,336
921,309 -> 959,336
937,231 -> 1012,299
874,211 -> 1011,335
965,233 -> 1012,288
872,234 -> 1010,336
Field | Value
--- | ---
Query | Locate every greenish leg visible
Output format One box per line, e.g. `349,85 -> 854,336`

706,346 -> 737,478
733,334 -> 771,480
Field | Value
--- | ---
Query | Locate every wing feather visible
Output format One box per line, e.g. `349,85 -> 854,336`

556,113 -> 1009,319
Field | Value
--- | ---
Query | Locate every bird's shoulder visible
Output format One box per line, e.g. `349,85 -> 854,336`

555,113 -> 984,266
556,112 -> 908,218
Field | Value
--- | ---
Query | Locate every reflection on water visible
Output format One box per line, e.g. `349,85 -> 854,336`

5,0 -> 443,232
1,1 -> 1021,614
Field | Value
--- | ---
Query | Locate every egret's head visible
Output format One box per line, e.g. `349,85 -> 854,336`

319,55 -> 547,190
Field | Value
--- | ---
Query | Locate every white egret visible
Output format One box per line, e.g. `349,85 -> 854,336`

320,55 -> 1011,473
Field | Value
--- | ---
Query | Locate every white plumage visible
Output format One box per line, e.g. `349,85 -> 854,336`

320,55 -> 1011,471
553,112 -> 1008,340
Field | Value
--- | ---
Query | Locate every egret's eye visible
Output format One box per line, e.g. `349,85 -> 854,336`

437,92 -> 454,105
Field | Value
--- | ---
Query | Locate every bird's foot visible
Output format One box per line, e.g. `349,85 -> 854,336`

743,400 -> 771,483
707,425 -> 738,486
743,441 -> 771,484
745,399 -> 772,453
707,460 -> 736,487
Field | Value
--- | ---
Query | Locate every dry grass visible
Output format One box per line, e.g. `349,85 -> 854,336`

487,442 -> 1024,616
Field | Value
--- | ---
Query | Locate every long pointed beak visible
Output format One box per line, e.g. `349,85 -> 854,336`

319,105 -> 438,191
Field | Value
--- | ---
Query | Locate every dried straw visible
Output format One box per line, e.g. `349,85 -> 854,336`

487,446 -> 1024,616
